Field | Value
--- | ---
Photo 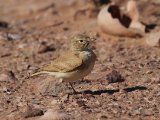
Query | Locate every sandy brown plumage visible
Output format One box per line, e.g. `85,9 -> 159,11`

31,34 -> 96,93
41,52 -> 82,72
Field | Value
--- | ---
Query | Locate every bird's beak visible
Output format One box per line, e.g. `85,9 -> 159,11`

90,37 -> 96,42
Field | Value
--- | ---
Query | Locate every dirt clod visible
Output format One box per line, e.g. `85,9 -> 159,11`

23,105 -> 44,118
106,70 -> 124,83
0,70 -> 17,82
40,109 -> 71,120
0,21 -> 8,28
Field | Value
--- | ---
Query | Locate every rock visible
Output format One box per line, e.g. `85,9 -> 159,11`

40,109 -> 71,120
130,109 -> 140,116
145,31 -> 160,47
51,99 -> 60,106
0,53 -> 11,57
0,21 -> 8,28
6,33 -> 23,41
98,115 -> 108,120
63,27 -> 69,31
106,70 -> 124,83
140,109 -> 153,116
38,42 -> 55,53
60,94 -> 69,103
2,87 -> 11,94
37,77 -> 70,96
97,1 -> 146,37
151,77 -> 160,84
23,105 -> 44,118
97,113 -> 111,120
76,99 -> 87,108
16,62 -> 30,71
0,32 -> 22,41
0,70 -> 17,82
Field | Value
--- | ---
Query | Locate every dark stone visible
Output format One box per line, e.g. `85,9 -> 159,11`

106,70 -> 124,83
23,105 -> 44,118
0,21 -> 8,28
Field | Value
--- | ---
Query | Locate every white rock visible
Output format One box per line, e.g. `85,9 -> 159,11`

7,33 -> 23,40
97,1 -> 145,37
51,99 -> 59,106
145,31 -> 160,47
40,109 -> 70,120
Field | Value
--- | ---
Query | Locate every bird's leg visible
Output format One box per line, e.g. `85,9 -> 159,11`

69,82 -> 77,94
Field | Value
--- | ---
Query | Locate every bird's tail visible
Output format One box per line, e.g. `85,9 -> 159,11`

30,71 -> 48,77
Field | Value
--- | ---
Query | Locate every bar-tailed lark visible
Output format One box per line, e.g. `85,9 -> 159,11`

31,34 -> 96,93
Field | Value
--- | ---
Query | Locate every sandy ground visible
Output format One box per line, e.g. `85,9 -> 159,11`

0,0 -> 160,120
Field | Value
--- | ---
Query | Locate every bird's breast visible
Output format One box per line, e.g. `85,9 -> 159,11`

80,50 -> 96,74
57,50 -> 96,82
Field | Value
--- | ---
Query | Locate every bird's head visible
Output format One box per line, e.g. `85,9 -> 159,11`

70,34 -> 91,51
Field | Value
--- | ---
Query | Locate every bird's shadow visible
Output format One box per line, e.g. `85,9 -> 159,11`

79,89 -> 119,95
74,85 -> 147,95
123,85 -> 147,92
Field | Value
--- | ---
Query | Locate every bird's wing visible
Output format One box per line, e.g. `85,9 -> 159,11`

41,52 -> 83,72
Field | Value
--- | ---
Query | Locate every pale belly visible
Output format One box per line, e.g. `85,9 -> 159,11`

48,50 -> 96,82
48,61 -> 95,82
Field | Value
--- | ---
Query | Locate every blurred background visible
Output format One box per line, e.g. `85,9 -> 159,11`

0,0 -> 160,120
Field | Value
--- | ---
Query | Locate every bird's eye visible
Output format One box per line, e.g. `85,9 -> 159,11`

79,40 -> 83,43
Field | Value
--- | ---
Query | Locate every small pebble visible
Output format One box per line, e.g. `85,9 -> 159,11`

7,33 -> 23,41
40,109 -> 70,120
146,31 -> 160,47
0,21 -> 8,28
38,42 -> 55,53
0,70 -> 17,82
106,70 -> 124,83
23,105 -> 44,118
140,109 -> 153,116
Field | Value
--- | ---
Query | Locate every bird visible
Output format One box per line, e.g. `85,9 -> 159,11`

31,34 -> 96,93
